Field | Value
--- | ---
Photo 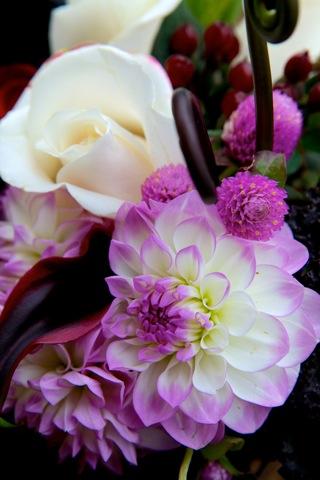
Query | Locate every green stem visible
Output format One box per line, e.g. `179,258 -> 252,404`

178,448 -> 194,480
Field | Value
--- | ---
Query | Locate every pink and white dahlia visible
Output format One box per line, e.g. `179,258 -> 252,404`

104,190 -> 320,448
4,326 -> 139,471
0,187 -> 102,307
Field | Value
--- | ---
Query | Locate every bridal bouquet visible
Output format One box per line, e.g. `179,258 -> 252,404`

0,1 -> 319,479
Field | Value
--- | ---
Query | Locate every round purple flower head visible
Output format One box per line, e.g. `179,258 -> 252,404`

201,461 -> 232,480
217,171 -> 288,241
222,90 -> 302,164
141,164 -> 193,203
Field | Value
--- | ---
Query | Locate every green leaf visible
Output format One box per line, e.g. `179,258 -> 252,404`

202,436 -> 245,461
285,186 -> 305,201
152,2 -> 202,64
220,455 -> 242,476
254,151 -> 287,187
287,150 -> 303,176
0,417 -> 15,428
307,112 -> 320,129
301,131 -> 320,153
186,0 -> 243,27
178,448 -> 193,480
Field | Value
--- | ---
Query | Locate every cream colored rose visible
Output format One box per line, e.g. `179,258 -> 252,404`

0,45 -> 184,217
49,0 -> 182,54
236,0 -> 320,81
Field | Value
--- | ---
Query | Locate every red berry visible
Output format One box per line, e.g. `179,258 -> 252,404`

221,89 -> 246,117
308,83 -> 320,106
285,51 -> 312,83
204,22 -> 239,64
170,24 -> 198,57
165,54 -> 195,88
229,61 -> 253,93
223,35 -> 240,63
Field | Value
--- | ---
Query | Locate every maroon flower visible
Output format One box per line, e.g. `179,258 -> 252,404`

0,64 -> 36,118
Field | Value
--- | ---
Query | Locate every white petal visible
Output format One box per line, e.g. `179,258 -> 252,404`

173,216 -> 216,261
200,272 -> 230,310
247,265 -> 304,316
227,365 -> 290,407
193,352 -> 226,395
222,312 -> 289,372
218,292 -> 257,336
206,236 -> 256,290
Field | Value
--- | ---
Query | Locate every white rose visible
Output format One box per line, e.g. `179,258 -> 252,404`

236,0 -> 320,81
0,45 -> 184,217
49,0 -> 182,54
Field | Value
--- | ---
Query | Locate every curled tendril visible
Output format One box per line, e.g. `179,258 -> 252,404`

172,88 -> 217,204
243,0 -> 299,153
247,0 -> 299,44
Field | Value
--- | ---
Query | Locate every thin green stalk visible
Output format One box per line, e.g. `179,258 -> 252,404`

178,448 -> 194,480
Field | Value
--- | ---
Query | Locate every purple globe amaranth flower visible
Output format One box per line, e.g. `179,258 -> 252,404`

217,171 -> 288,241
103,190 -> 320,449
201,461 -> 232,480
222,90 -> 302,164
4,325 -> 139,471
141,164 -> 194,204
0,187 -> 103,309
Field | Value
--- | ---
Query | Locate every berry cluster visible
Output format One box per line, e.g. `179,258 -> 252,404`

275,51 -> 320,108
164,22 -> 253,127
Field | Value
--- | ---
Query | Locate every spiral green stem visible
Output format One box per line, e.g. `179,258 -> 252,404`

243,0 -> 299,154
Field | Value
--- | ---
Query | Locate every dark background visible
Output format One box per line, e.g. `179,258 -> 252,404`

0,2 -> 319,479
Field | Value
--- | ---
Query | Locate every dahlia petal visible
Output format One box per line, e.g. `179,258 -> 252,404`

300,288 -> 320,339
181,384 -> 233,424
122,206 -> 155,252
109,240 -> 142,277
141,235 -> 172,275
226,365 -> 289,407
271,224 -> 309,274
106,424 -> 137,465
157,358 -> 193,407
247,265 -> 304,316
155,191 -> 207,247
277,309 -> 317,368
254,243 -> 290,271
162,410 -> 220,449
206,237 -> 256,290
53,394 -> 77,432
200,272 -> 230,309
133,361 -> 173,426
200,324 -> 229,353
193,352 -> 227,394
218,292 -> 256,336
175,245 -> 203,282
38,372 -> 71,405
138,427 -> 179,451
106,276 -> 134,298
173,217 -> 216,261
222,312 -> 289,372
73,392 -> 105,430
286,365 -> 300,394
223,396 -> 271,434
107,340 -> 148,372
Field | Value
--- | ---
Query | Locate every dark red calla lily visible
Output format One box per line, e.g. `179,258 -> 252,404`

0,224 -> 113,410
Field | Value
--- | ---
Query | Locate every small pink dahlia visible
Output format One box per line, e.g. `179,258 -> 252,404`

4,326 -> 139,471
141,164 -> 193,204
0,187 -> 102,308
216,171 -> 288,241
222,90 -> 302,164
